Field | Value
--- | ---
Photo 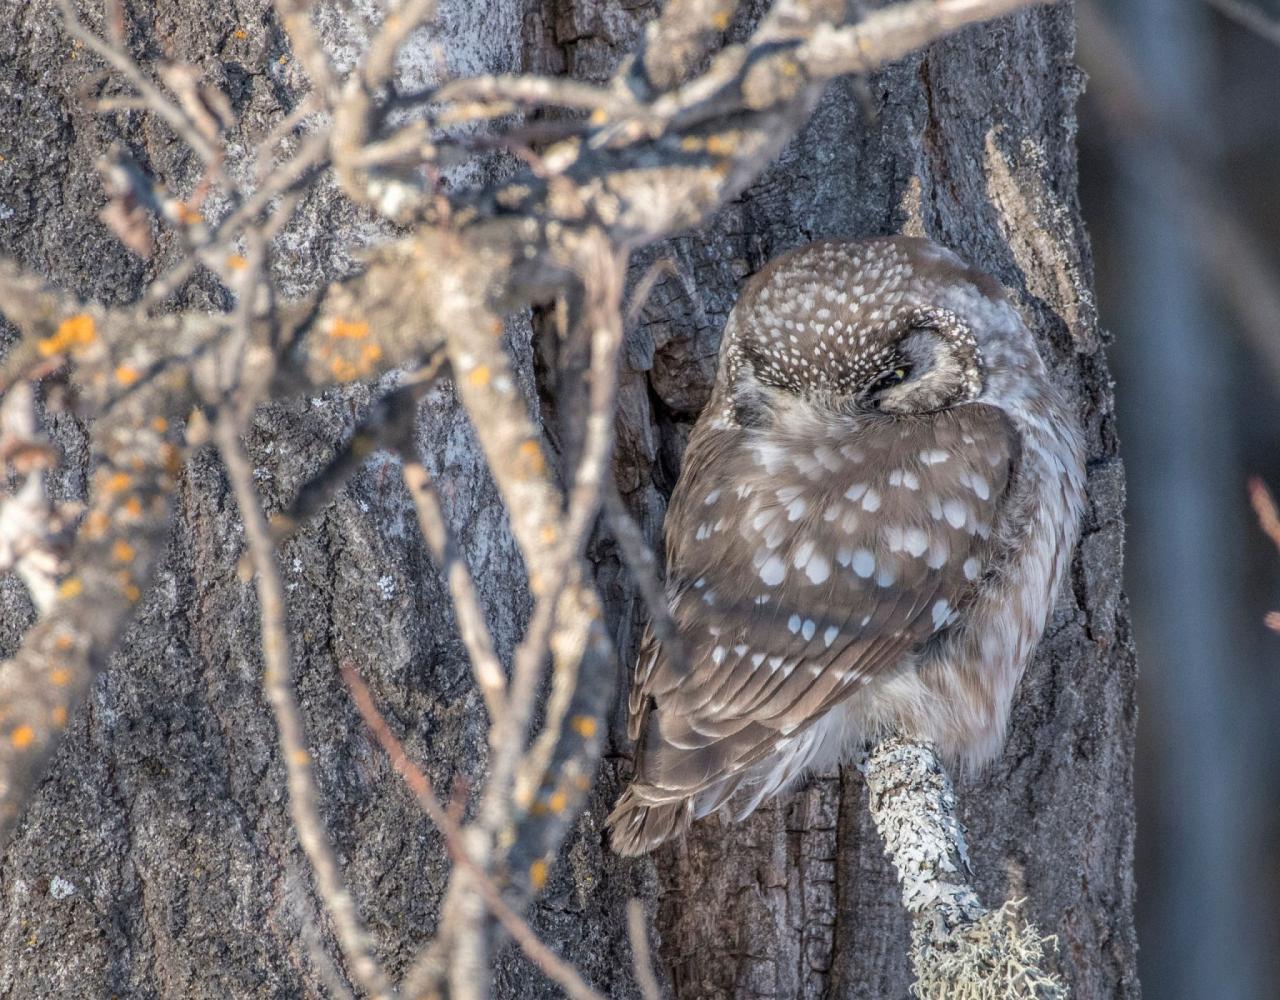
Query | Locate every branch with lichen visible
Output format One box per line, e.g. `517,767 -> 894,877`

863,736 -> 1067,999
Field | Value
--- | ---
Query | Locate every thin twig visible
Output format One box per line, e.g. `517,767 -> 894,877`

1203,0 -> 1280,47
342,666 -> 606,1000
215,417 -> 394,1000
627,899 -> 662,1000
491,241 -> 628,833
1247,477 -> 1280,556
143,132 -> 329,309
332,0 -> 439,211
57,0 -> 223,170
401,462 -> 508,725
1246,478 -> 1280,633
429,76 -> 641,124
273,0 -> 339,99
604,485 -> 687,675
1079,0 -> 1280,391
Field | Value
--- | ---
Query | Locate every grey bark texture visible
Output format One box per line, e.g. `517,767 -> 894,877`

0,1 -> 1136,998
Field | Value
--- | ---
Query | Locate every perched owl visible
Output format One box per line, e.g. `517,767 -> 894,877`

607,237 -> 1086,856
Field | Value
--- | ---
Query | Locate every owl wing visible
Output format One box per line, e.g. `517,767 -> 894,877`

628,403 -> 1015,796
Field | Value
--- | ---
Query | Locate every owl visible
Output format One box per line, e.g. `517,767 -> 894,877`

607,237 -> 1086,856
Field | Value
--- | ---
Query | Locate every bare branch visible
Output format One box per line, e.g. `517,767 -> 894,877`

513,239 -> 628,817
428,76 -> 640,125
342,665 -> 605,1000
604,485 -> 687,675
273,0 -> 339,99
0,385 -> 78,612
0,380 -> 187,845
215,417 -> 393,1000
863,737 -> 1065,998
794,0 -> 1043,78
270,361 -> 446,540
631,0 -> 741,94
0,263 -> 86,393
57,0 -> 223,170
401,460 -> 508,724
332,0 -> 440,212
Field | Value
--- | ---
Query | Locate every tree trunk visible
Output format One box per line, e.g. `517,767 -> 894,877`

0,1 -> 1137,998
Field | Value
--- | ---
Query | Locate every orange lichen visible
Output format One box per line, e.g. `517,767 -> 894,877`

233,28 -> 248,40
151,417 -> 169,434
103,471 -> 132,494
539,524 -> 557,545
57,578 -> 83,600
51,706 -> 67,728
705,134 -> 735,156
518,440 -> 546,474
123,583 -> 141,602
83,510 -> 110,539
571,715 -> 597,739
329,317 -> 370,340
590,108 -> 608,125
122,497 -> 143,519
712,8 -> 731,29
529,859 -> 549,890
548,790 -> 567,813
111,539 -> 136,563
225,254 -> 248,270
328,339 -> 383,381
114,365 -> 141,386
54,635 -> 73,652
50,667 -> 70,687
291,750 -> 310,766
680,136 -> 704,152
466,365 -> 491,387
37,314 -> 95,357
9,725 -> 34,750
174,203 -> 204,225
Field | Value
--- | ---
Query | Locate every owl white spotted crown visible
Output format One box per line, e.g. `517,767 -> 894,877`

609,237 -> 1086,856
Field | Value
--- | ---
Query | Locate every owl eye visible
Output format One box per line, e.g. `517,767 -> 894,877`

865,365 -> 911,396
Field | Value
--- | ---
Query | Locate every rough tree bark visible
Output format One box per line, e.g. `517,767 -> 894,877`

0,1 -> 1136,998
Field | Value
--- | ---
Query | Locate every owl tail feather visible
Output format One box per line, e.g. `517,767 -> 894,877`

606,786 -> 693,856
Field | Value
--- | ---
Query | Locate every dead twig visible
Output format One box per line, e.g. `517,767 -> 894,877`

1247,477 -> 1280,632
401,460 -> 508,725
1203,0 -> 1280,48
215,416 -> 393,1000
627,899 -> 663,1000
342,665 -> 605,1000
57,0 -> 224,172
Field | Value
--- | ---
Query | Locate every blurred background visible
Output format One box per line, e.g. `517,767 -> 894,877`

1077,1 -> 1280,996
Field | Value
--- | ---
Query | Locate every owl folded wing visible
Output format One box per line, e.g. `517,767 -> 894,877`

628,403 -> 1015,795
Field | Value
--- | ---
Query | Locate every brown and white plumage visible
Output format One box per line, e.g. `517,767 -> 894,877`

608,238 -> 1085,856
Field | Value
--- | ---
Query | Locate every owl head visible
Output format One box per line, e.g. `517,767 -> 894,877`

715,237 -> 1026,427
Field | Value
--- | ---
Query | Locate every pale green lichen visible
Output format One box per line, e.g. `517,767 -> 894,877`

910,899 -> 1067,1000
